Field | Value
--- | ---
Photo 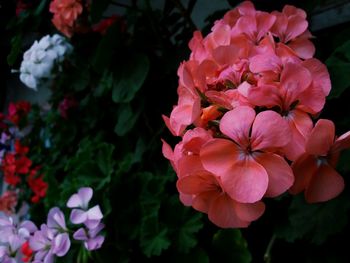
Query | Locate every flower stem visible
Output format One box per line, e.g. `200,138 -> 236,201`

264,234 -> 277,263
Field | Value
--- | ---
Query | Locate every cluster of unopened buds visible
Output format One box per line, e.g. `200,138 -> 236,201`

0,187 -> 104,263
162,1 -> 350,228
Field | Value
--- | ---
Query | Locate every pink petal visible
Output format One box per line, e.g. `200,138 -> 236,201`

221,158 -> 268,203
176,172 -> 219,195
285,15 -> 308,42
289,154 -> 318,195
162,115 -> 176,136
283,5 -> 307,18
246,84 -> 281,108
306,119 -> 335,156
212,45 -> 238,66
78,187 -> 93,209
212,24 -> 231,46
200,138 -> 240,177
298,84 -> 326,114
289,38 -> 315,59
177,155 -> 203,178
67,194 -> 82,208
70,209 -> 87,224
182,127 -> 212,154
192,190 -> 218,213
161,139 -> 174,161
179,192 -> 193,206
52,233 -> 71,257
87,205 -> 103,221
178,62 -> 195,91
219,106 -> 256,146
270,12 -> 288,39
332,131 -> 350,153
235,201 -> 265,222
254,153 -> 294,197
208,194 -> 249,228
251,110 -> 291,151
169,100 -> 201,136
236,15 -> 257,41
280,63 -> 312,105
73,228 -> 88,241
249,53 -> 281,73
302,58 -> 331,96
305,164 -> 345,203
256,11 -> 276,41
283,110 -> 313,161
85,235 -> 105,251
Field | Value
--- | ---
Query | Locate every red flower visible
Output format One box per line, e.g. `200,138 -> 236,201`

16,0 -> 32,16
7,101 -> 31,126
1,153 -> 21,186
15,140 -> 29,155
27,168 -> 48,203
21,241 -> 33,262
15,155 -> 32,174
92,15 -> 125,35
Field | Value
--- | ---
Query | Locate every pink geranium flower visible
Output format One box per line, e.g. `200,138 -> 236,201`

177,171 -> 265,228
271,5 -> 315,59
290,119 -> 350,203
49,0 -> 83,37
200,106 -> 294,203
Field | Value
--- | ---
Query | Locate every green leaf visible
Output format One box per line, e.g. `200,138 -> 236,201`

94,70 -> 114,97
212,229 -> 252,263
326,40 -> 350,99
7,35 -> 22,66
34,0 -> 49,16
96,144 -> 115,176
140,225 -> 171,257
114,103 -> 140,136
90,0 -> 110,23
275,193 -> 350,244
176,212 -> 203,253
112,54 -> 150,103
92,23 -> 121,73
170,248 -> 209,263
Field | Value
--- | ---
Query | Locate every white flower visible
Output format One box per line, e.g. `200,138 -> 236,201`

18,34 -> 73,90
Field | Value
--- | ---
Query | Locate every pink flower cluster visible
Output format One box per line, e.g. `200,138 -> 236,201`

50,0 -> 83,37
162,1 -> 350,228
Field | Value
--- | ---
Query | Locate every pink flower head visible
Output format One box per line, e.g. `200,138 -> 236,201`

49,0 -> 83,37
67,187 -> 103,229
290,119 -> 350,203
162,1 -> 345,228
200,106 -> 294,203
177,170 -> 265,228
270,5 -> 315,59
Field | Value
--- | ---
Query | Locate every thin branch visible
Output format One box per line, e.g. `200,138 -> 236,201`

264,234 -> 277,263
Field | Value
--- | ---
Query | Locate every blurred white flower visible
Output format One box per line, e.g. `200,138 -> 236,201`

19,34 -> 73,90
